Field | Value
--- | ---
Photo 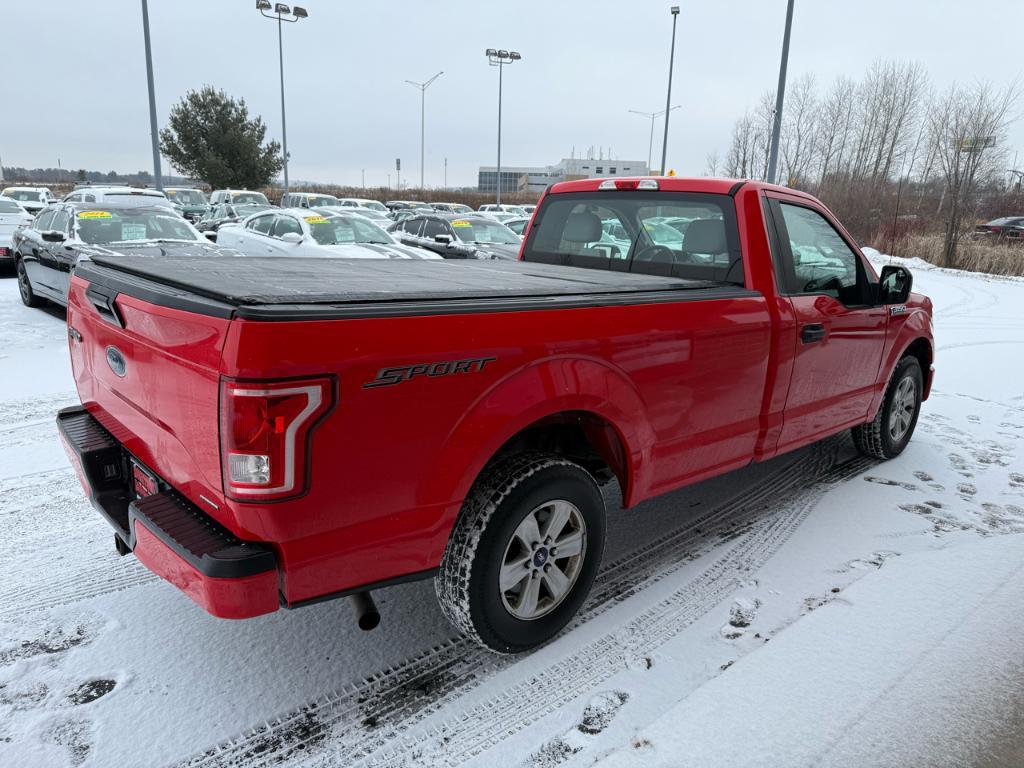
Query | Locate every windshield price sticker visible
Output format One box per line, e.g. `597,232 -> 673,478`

305,216 -> 329,225
78,211 -> 112,219
452,220 -> 472,228
120,224 -> 148,240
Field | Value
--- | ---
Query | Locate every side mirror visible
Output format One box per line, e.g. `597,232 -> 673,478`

878,265 -> 912,305
280,232 -> 304,244
203,231 -> 218,242
435,234 -> 454,245
42,230 -> 66,243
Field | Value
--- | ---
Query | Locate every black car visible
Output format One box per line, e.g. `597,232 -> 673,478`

13,202 -> 240,309
196,203 -> 276,240
389,213 -> 522,260
973,216 -> 1024,240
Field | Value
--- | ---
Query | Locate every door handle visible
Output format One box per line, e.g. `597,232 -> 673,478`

801,323 -> 826,344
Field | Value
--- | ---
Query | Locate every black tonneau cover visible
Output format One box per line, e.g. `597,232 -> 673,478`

77,254 -> 754,321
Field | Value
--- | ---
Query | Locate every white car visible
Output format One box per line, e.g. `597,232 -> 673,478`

0,186 -> 54,215
63,186 -> 174,210
479,203 -> 527,216
338,197 -> 390,213
216,208 -> 441,259
209,189 -> 271,206
0,196 -> 33,264
319,205 -> 393,225
280,192 -> 341,209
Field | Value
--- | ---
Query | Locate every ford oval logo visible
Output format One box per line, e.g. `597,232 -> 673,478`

106,346 -> 127,378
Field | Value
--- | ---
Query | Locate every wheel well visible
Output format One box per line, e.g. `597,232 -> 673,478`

903,337 -> 932,374
487,411 -> 629,502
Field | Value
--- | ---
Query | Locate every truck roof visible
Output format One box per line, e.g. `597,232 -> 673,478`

547,175 -> 816,200
78,253 -> 750,321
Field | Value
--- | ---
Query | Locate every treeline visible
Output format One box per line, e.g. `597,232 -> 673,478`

1,167 -> 193,186
707,60 -> 1021,267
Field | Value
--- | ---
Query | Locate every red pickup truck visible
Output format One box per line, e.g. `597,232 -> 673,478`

57,177 -> 933,653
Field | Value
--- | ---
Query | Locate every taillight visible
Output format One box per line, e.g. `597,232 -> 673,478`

219,377 -> 334,501
597,178 -> 659,191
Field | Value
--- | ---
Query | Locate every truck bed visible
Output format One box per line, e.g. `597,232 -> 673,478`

76,253 -> 750,320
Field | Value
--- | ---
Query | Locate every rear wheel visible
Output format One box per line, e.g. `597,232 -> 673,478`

435,452 -> 606,653
16,259 -> 44,308
852,356 -> 923,459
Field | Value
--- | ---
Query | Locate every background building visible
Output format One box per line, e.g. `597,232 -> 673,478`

479,158 -> 650,194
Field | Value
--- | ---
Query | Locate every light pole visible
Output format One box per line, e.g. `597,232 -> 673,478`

405,72 -> 443,189
629,106 -> 680,172
257,1 -> 308,197
766,0 -> 795,185
660,6 -> 680,175
486,49 -> 521,205
140,0 -> 162,191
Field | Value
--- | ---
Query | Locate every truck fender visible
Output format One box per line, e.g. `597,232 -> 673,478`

419,355 -> 656,544
869,305 -> 933,417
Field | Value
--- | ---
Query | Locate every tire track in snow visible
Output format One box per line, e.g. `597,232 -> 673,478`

179,440 -> 872,768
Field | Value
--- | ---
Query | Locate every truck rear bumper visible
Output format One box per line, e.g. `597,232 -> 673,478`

57,405 -> 280,619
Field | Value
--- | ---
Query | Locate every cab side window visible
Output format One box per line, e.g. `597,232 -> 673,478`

774,202 -> 870,305
35,210 -> 56,231
402,218 -> 425,237
50,210 -> 71,234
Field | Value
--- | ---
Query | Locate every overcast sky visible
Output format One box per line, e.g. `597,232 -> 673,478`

4,0 -> 1022,188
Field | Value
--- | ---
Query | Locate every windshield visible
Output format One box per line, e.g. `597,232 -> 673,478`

306,214 -> 392,245
230,192 -> 270,205
3,189 -> 41,202
451,204 -> 473,214
167,189 -> 207,205
105,193 -> 174,209
360,200 -> 388,212
450,218 -> 520,245
305,195 -> 339,207
229,204 -> 273,218
0,200 -> 26,213
74,209 -> 201,244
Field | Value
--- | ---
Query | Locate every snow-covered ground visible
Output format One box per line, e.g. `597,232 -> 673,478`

0,254 -> 1021,768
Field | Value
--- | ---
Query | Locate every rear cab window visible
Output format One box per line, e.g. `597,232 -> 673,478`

521,191 -> 744,285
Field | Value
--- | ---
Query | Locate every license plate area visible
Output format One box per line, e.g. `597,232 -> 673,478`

130,458 -> 162,499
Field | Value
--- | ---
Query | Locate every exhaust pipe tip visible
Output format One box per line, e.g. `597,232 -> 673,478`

350,591 -> 380,631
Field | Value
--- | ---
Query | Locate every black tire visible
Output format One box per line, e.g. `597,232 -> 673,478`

16,258 -> 44,308
852,356 -> 923,459
435,452 -> 606,654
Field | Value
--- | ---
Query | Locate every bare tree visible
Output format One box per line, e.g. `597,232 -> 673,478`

780,74 -> 818,186
704,150 -> 721,176
928,79 -> 1019,266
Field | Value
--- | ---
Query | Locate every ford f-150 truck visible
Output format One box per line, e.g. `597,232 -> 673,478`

57,177 -> 933,653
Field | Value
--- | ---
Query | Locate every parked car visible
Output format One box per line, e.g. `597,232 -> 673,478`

430,202 -> 474,214
318,205 -> 393,226
280,192 -> 341,209
0,186 -> 55,214
209,189 -> 271,206
196,203 -> 276,240
520,204 -> 537,215
503,216 -> 530,236
56,176 -> 932,654
385,200 -> 433,212
13,202 -> 235,309
338,198 -> 390,213
972,216 -> 1024,239
390,213 -> 522,259
486,211 -> 522,224
63,186 -> 174,210
479,203 -> 527,216
163,187 -> 210,222
216,208 -> 441,259
0,196 -> 33,265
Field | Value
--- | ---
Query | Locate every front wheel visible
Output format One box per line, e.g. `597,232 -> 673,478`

16,259 -> 44,308
852,356 -> 923,459
435,452 -> 606,654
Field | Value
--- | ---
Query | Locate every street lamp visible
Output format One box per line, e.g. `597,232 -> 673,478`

659,6 -> 680,175
405,71 -> 444,189
766,0 -> 795,185
486,48 -> 521,205
629,106 -> 680,173
140,0 -> 162,191
257,1 -> 308,197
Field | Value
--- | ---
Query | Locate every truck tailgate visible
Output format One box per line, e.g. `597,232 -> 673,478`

66,273 -> 233,527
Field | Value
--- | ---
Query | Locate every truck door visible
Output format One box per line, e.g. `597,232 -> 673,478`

765,195 -> 887,452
